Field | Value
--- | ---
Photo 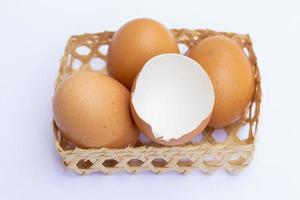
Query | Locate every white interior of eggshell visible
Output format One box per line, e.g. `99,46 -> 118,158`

132,53 -> 215,141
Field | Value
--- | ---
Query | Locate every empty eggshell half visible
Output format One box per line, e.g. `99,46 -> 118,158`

131,53 -> 215,145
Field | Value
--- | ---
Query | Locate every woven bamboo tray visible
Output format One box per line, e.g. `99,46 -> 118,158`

53,29 -> 262,175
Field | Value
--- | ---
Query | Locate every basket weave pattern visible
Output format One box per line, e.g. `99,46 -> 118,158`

54,29 -> 261,174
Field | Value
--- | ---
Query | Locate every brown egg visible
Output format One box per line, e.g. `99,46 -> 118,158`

187,35 -> 255,128
131,54 -> 215,146
53,71 -> 139,148
106,18 -> 179,90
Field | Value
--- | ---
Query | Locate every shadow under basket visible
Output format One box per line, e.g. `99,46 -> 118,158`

53,29 -> 262,175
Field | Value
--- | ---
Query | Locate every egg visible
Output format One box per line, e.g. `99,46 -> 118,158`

107,18 -> 179,90
53,71 -> 139,148
187,35 -> 255,128
131,54 -> 215,146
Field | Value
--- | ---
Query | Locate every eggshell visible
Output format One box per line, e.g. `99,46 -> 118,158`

106,18 -> 179,90
53,71 -> 139,148
187,35 -> 255,128
131,54 -> 215,146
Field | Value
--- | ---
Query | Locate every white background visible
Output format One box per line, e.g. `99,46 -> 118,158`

1,0 -> 300,199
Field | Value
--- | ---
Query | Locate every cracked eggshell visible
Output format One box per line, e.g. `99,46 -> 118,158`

130,54 -> 215,146
187,35 -> 255,128
53,71 -> 139,149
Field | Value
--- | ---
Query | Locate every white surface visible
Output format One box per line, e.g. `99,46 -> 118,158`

132,54 -> 214,140
1,0 -> 300,199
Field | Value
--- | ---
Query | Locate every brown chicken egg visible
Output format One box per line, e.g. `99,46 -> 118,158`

53,71 -> 139,148
106,18 -> 179,90
187,35 -> 255,128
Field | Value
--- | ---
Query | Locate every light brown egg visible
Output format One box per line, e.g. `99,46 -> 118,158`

106,18 -> 179,90
187,35 -> 255,128
53,71 -> 139,148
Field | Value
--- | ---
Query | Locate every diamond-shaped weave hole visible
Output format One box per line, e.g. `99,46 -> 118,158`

250,102 -> 257,118
77,159 -> 93,169
151,158 -> 168,167
237,124 -> 250,141
212,129 -> 228,143
102,159 -> 118,167
138,133 -> 152,144
76,45 -> 91,56
243,47 -> 250,58
127,159 -> 143,167
229,153 -> 240,160
178,43 -> 189,54
229,154 -> 245,165
191,133 -> 204,143
204,154 -> 216,161
72,59 -> 82,70
90,57 -> 105,71
98,45 -> 108,55
66,54 -> 71,66
203,155 -> 217,166
177,158 -> 193,167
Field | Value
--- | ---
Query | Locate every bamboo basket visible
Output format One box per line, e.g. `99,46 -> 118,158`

53,29 -> 261,175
